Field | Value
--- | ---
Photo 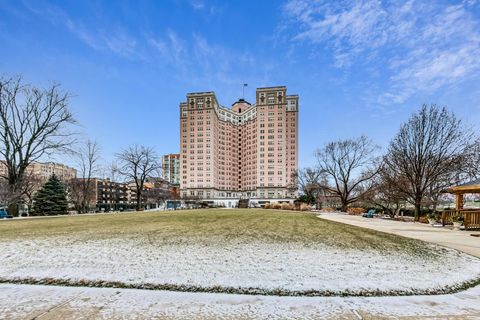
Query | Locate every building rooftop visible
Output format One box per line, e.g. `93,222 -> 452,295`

231,98 -> 251,106
186,91 -> 215,96
256,86 -> 287,90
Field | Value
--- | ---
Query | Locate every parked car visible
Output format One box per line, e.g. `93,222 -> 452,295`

0,207 -> 13,219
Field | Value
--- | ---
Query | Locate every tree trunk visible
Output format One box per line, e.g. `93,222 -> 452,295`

341,202 -> 348,213
316,199 -> 322,210
414,202 -> 421,222
136,193 -> 142,211
394,206 -> 401,219
387,208 -> 395,219
432,196 -> 438,212
7,203 -> 18,217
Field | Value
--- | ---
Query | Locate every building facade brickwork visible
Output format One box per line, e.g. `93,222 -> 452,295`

0,161 -> 77,184
179,86 -> 298,200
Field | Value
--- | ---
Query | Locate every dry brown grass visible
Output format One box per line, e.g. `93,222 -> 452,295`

300,204 -> 311,211
281,203 -> 294,210
347,207 -> 365,215
0,209 -> 435,254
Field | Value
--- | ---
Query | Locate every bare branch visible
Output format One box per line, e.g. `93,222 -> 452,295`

315,135 -> 380,212
114,144 -> 161,211
69,140 -> 102,213
0,76 -> 77,209
383,104 -> 473,220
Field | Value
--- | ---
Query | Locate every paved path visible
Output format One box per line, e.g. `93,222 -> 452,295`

319,212 -> 480,258
1,283 -> 480,319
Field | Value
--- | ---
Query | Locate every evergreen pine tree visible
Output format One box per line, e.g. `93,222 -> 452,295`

32,174 -> 68,216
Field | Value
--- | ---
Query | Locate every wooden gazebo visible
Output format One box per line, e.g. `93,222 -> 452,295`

443,179 -> 480,230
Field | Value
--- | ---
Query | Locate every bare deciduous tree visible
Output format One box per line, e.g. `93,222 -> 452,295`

115,145 -> 160,211
293,167 -> 328,207
105,161 -> 120,182
362,166 -> 406,218
20,171 -> 43,208
383,104 -> 472,220
0,179 -> 16,207
316,135 -> 380,212
0,167 -> 41,214
464,138 -> 480,180
0,77 -> 76,211
144,178 -> 169,209
70,140 -> 101,213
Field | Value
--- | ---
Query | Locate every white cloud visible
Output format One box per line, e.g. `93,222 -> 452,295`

190,0 -> 205,10
22,2 -> 138,58
103,30 -> 137,58
146,31 -> 266,100
285,0 -> 389,67
147,30 -> 186,66
283,0 -> 480,104
188,0 -> 219,15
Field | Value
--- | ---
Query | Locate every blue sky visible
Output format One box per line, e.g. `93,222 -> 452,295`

1,0 -> 479,168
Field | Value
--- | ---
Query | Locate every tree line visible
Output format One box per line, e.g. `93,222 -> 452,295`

1,76 -> 478,218
0,77 -> 162,215
296,105 -> 479,220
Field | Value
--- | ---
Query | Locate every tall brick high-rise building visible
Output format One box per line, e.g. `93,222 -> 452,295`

179,86 -> 298,204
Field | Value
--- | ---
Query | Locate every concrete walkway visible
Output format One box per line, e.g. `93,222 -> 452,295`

1,283 -> 480,319
319,212 -> 480,257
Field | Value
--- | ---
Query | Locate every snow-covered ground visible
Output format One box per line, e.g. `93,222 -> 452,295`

1,283 -> 480,319
1,236 -> 480,296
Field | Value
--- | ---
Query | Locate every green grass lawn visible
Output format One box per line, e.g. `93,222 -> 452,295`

0,209 -> 432,255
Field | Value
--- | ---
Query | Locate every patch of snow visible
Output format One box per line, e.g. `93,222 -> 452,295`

1,236 -> 479,295
1,283 -> 480,319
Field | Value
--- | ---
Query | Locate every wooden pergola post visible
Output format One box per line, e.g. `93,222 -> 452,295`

456,193 -> 464,210
444,179 -> 480,230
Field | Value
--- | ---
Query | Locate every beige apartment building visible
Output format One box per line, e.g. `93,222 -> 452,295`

0,161 -> 77,184
27,162 -> 77,182
179,86 -> 298,203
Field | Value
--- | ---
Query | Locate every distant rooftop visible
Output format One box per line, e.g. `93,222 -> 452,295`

256,86 -> 286,90
184,86 -> 297,109
186,91 -> 215,96
231,98 -> 251,106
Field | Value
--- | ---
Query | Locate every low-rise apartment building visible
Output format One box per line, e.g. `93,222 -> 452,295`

70,178 -> 132,212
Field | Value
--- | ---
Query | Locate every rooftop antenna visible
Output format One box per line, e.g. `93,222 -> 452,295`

242,83 -> 248,100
